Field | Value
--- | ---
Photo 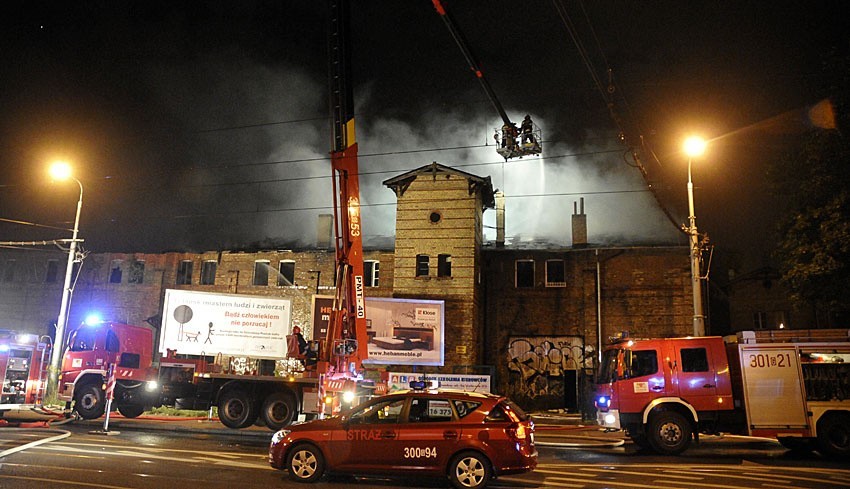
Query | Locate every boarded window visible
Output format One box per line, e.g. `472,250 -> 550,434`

545,259 -> 565,287
254,260 -> 270,286
364,260 -> 380,287
515,260 -> 534,288
416,255 -> 429,277
200,260 -> 217,285
128,260 -> 145,284
438,254 -> 452,277
176,260 -> 193,285
278,260 -> 295,286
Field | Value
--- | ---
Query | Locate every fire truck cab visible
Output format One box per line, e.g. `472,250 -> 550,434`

58,320 -> 160,419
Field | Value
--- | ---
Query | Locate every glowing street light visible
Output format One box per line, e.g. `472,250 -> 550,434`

683,136 -> 706,337
48,161 -> 84,397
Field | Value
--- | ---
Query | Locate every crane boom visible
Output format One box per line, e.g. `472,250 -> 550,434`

324,0 -> 368,375
431,0 -> 541,160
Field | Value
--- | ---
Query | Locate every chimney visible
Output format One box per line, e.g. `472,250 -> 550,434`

317,214 -> 334,250
572,197 -> 587,248
495,191 -> 505,247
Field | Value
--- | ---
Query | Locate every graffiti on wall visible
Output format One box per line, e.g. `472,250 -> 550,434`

505,336 -> 590,410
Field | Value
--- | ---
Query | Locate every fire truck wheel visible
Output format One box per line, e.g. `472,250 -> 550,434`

647,411 -> 692,455
287,443 -> 325,483
117,403 -> 146,418
218,388 -> 258,429
261,391 -> 297,430
74,383 -> 106,420
448,450 -> 492,489
817,413 -> 850,458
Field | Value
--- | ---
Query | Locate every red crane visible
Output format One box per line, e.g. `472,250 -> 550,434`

432,0 -> 542,160
321,0 -> 369,380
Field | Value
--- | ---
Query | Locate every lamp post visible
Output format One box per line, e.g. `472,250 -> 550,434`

683,136 -> 707,337
48,161 -> 83,397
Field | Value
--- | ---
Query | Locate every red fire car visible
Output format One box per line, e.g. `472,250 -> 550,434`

268,385 -> 537,489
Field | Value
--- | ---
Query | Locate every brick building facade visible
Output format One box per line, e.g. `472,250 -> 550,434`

0,163 -> 692,412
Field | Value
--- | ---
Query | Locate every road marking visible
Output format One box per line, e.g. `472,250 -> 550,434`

0,474 -> 131,488
547,475 -> 690,489
580,466 -> 705,480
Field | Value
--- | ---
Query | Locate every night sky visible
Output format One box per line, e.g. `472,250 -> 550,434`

1,1 -> 846,275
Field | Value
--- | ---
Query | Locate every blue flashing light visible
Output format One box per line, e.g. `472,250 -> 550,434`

596,396 -> 610,407
0,344 -> 9,353
84,313 -> 103,326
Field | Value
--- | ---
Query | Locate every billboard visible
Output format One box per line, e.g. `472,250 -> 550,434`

312,296 -> 445,366
387,372 -> 490,393
159,289 -> 291,358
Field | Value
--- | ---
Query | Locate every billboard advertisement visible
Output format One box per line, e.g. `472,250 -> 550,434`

312,296 -> 445,366
160,289 -> 291,358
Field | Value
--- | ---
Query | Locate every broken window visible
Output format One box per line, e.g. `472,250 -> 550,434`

254,260 -> 270,286
109,260 -> 123,284
438,254 -> 452,277
416,255 -> 429,277
200,260 -> 217,285
176,260 -> 193,285
278,260 -> 295,286
515,260 -> 534,288
364,260 -> 380,287
545,259 -> 565,287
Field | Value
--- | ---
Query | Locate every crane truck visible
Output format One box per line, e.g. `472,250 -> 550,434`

594,329 -> 850,457
55,0 -> 380,430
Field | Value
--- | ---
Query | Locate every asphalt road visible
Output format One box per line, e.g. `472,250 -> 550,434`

1,416 -> 848,488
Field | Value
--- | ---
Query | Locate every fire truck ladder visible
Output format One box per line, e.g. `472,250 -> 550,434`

35,336 -> 53,406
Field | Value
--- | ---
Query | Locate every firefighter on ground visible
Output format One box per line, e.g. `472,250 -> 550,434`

520,114 -> 535,145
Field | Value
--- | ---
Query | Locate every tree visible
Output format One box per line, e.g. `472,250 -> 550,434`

771,127 -> 850,325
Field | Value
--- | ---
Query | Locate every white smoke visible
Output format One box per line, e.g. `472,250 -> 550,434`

138,51 -> 680,251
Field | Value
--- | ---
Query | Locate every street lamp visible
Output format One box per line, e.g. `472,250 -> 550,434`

683,136 -> 707,337
48,161 -> 83,398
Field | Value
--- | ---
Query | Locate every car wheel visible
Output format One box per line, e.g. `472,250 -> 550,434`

74,383 -> 105,420
448,451 -> 491,489
218,388 -> 258,429
261,391 -> 297,430
117,403 -> 145,418
647,411 -> 692,455
817,413 -> 850,458
287,444 -> 325,483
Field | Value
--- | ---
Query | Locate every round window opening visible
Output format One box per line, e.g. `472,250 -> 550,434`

429,211 -> 442,224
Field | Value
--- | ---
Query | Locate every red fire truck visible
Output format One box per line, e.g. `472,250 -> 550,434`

594,329 -> 850,457
0,330 -> 51,417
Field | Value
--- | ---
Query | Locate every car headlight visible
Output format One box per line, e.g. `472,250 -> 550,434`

271,430 -> 291,445
145,381 -> 159,392
342,390 -> 356,404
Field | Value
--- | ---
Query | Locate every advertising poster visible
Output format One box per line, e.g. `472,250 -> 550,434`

388,372 -> 491,393
160,289 -> 291,358
311,295 -> 445,366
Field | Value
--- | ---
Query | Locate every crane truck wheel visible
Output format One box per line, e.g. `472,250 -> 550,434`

74,383 -> 106,420
261,391 -> 297,430
117,403 -> 146,419
817,413 -> 850,458
218,388 -> 258,429
647,411 -> 692,455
